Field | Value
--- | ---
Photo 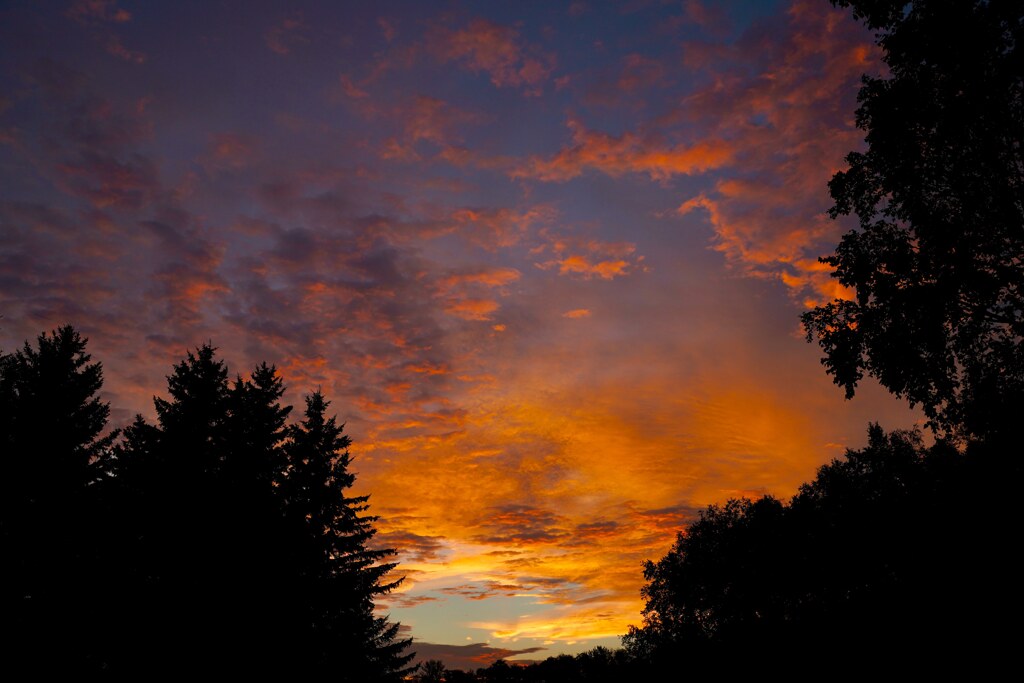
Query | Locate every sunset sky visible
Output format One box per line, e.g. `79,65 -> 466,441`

0,0 -> 922,668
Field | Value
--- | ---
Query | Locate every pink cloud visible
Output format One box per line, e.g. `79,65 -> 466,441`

411,642 -> 545,670
203,133 -> 259,171
378,17 -> 396,43
266,15 -> 310,55
104,35 -> 145,63
66,0 -> 131,24
339,74 -> 369,99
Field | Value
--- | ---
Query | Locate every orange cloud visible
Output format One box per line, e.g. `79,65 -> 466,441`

438,268 -> 522,291
472,601 -> 634,642
445,298 -> 500,321
544,255 -> 629,280
562,309 -> 591,319
662,0 -> 878,303
378,96 -> 482,162
451,205 -> 558,250
512,117 -> 733,182
431,19 -> 556,95
533,233 -> 643,280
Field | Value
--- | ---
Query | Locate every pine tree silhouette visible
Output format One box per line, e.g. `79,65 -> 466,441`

281,390 -> 414,680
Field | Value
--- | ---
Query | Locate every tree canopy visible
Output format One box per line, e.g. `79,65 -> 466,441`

624,424 -> 1024,671
802,0 -> 1024,440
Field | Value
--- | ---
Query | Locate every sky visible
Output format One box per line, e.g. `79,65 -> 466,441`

0,0 -> 921,670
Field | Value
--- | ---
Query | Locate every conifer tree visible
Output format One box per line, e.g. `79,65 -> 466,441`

0,326 -> 116,670
282,390 -> 414,680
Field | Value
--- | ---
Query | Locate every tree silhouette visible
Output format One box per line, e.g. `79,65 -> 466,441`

0,326 -> 117,670
0,326 -> 114,492
625,422 -> 1024,671
623,496 -> 790,667
801,0 -> 1024,440
15,338 -> 418,676
419,659 -> 448,682
280,390 -> 414,680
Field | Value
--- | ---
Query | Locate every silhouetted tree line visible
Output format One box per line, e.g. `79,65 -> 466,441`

624,426 -> 1024,672
1,328 -> 413,678
412,647 -> 644,682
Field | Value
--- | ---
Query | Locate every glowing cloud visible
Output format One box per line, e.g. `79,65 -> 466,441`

562,309 -> 591,319
513,117 -> 733,182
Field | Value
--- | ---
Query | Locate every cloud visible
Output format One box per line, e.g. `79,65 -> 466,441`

266,15 -> 310,55
373,529 -> 449,563
473,504 -> 570,546
470,602 -> 631,642
681,0 -> 730,32
437,268 -> 521,291
503,0 -> 875,304
430,19 -> 556,95
104,35 -> 145,63
445,298 -> 500,321
66,0 -> 132,25
411,642 -> 546,670
203,133 -> 259,171
545,255 -> 629,280
64,2 -> 145,64
378,17 -> 396,43
562,309 -> 591,319
533,233 -> 643,280
665,0 -> 877,302
55,152 -> 158,208
451,205 -> 557,250
339,74 -> 369,99
512,117 -> 733,182
584,53 -> 669,107
379,95 -> 481,162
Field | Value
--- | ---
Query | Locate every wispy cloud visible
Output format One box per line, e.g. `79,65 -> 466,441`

429,19 -> 556,95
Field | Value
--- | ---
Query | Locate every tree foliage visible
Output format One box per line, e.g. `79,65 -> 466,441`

1,328 -> 412,677
1,326 -> 117,669
281,390 -> 413,678
625,424 -> 1024,670
802,0 -> 1024,440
